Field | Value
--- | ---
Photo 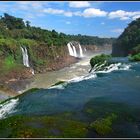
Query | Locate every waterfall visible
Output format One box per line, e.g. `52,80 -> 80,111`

67,42 -> 77,57
71,43 -> 77,57
78,43 -> 84,57
20,46 -> 30,67
21,46 -> 35,75
67,43 -> 74,56
67,42 -> 84,58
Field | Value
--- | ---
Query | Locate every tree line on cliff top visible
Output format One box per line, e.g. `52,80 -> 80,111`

0,13 -> 114,47
112,17 -> 140,58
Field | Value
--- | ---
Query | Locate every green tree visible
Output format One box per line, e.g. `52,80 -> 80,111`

26,21 -> 30,28
1,13 -> 25,29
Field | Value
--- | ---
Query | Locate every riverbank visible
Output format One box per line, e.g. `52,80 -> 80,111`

17,50 -> 111,93
0,49 -> 111,102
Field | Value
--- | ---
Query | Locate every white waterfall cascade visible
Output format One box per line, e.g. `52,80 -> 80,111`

67,43 -> 74,56
20,46 -> 34,75
67,42 -> 84,58
71,43 -> 77,57
78,43 -> 84,57
21,46 -> 30,67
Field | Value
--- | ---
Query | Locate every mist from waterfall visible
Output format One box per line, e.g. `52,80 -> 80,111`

21,46 -> 30,67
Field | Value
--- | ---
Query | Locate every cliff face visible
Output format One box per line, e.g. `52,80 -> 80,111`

112,18 -> 140,57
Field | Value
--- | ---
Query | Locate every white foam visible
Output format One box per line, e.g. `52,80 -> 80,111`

49,83 -> 68,90
119,64 -> 131,70
0,98 -> 19,119
92,61 -> 107,72
68,73 -> 97,83
95,63 -> 131,74
48,62 -> 131,90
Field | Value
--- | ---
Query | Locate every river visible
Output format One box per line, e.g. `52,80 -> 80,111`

1,50 -> 140,137
21,50 -> 110,92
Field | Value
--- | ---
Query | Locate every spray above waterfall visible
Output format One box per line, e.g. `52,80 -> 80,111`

67,42 -> 84,58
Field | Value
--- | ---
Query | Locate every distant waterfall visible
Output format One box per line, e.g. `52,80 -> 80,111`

21,46 -> 34,75
78,44 -> 84,57
71,43 -> 77,57
21,46 -> 30,67
67,43 -> 74,56
67,42 -> 84,58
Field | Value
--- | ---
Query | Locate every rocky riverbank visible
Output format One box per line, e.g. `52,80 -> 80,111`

0,54 -> 78,101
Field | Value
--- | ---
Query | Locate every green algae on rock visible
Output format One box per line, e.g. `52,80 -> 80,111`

89,113 -> 117,135
0,115 -> 88,138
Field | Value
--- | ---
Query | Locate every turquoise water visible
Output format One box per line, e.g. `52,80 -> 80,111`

1,57 -> 140,137
4,58 -> 140,115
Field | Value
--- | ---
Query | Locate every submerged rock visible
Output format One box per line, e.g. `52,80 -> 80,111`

89,54 -> 111,73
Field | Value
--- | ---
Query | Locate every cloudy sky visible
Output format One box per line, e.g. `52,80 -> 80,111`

0,1 -> 140,37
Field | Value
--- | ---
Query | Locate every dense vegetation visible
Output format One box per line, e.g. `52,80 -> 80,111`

0,13 -> 114,46
89,54 -> 111,73
0,13 -> 114,78
112,17 -> 140,57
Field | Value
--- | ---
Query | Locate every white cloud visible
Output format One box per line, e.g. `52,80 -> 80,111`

111,28 -> 124,33
69,1 -> 90,8
43,8 -> 73,17
82,8 -> 108,18
109,10 -> 127,19
73,11 -> 82,16
101,22 -> 105,25
64,12 -> 73,17
132,15 -> 140,20
43,8 -> 64,14
16,1 -> 45,10
108,10 -> 140,20
120,17 -> 130,20
66,21 -> 71,24
1,1 -> 140,22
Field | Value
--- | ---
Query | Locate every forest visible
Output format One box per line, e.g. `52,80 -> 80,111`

112,17 -> 140,58
0,13 -> 114,74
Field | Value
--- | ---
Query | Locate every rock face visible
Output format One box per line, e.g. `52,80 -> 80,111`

0,68 -> 33,84
35,55 -> 78,73
112,18 -> 140,57
0,44 -> 112,93
0,84 -> 18,102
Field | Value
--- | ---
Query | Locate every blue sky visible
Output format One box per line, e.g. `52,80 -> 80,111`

0,1 -> 140,38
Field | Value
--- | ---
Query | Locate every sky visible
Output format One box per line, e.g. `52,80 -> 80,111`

0,1 -> 140,38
